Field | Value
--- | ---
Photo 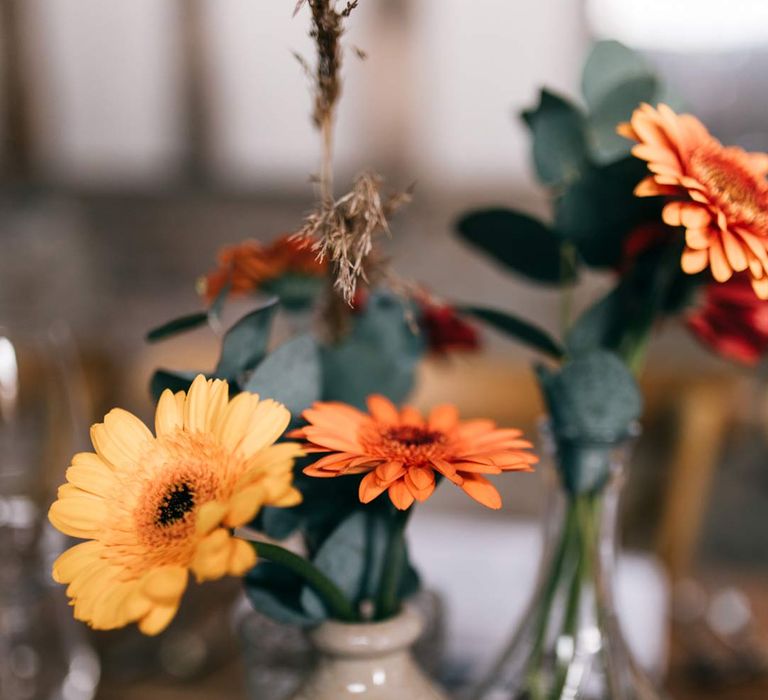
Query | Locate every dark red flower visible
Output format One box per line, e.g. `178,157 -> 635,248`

617,222 -> 671,273
419,303 -> 480,354
687,274 -> 768,365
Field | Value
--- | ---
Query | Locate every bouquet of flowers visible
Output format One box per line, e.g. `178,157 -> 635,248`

456,39 -> 768,700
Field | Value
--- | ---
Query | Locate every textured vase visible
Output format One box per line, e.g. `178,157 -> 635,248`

289,607 -> 447,700
472,425 -> 665,700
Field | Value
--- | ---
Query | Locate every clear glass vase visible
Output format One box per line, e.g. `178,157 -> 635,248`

471,425 -> 665,700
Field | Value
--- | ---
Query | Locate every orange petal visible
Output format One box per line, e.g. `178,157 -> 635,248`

460,474 -> 502,510
407,465 -> 435,490
709,239 -> 733,282
634,177 -> 678,197
679,205 -> 711,229
366,395 -> 399,425
685,227 -> 711,250
662,202 -> 683,227
430,457 -> 464,485
721,229 -> 748,272
616,122 -> 638,141
359,472 -> 388,504
387,480 -> 415,510
428,404 -> 459,432
751,275 -> 768,299
398,406 -> 424,427
375,460 -> 406,482
681,247 -> 709,274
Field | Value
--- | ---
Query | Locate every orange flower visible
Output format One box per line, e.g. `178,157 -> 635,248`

620,103 -> 768,298
289,396 -> 537,510
200,235 -> 326,303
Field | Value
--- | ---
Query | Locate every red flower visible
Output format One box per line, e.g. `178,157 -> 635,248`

687,274 -> 768,365
617,222 -> 670,273
419,303 -> 480,354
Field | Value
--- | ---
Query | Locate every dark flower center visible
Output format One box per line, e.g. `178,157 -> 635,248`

156,482 -> 196,526
386,426 -> 443,447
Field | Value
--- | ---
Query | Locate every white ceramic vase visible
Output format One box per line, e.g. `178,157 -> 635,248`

289,607 -> 448,700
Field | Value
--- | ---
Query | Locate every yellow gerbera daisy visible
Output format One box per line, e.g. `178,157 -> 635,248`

48,375 -> 303,635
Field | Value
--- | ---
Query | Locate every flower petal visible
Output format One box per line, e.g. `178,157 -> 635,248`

387,480 -> 415,510
141,566 -> 188,605
460,474 -> 502,509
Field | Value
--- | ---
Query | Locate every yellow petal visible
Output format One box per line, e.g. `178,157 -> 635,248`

206,379 -> 229,432
196,500 -> 229,534
224,485 -> 265,528
52,540 -> 103,584
138,603 -> 179,636
65,460 -> 118,498
141,566 -> 188,604
66,559 -> 113,599
49,496 -> 108,538
184,374 -> 211,433
237,400 -> 291,458
269,486 -> 303,508
155,389 -> 183,436
91,408 -> 153,471
191,529 -> 230,582
217,392 -> 260,451
228,538 -> 257,576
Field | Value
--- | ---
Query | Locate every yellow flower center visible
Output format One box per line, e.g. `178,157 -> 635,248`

690,146 -> 768,230
103,431 -> 249,576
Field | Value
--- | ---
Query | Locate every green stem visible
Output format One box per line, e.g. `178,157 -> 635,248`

250,541 -> 357,622
525,501 -> 579,696
547,495 -> 593,700
559,243 -> 577,338
375,507 -> 412,620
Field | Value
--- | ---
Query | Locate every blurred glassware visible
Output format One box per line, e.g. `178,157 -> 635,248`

0,325 -> 100,700
471,424 -> 664,700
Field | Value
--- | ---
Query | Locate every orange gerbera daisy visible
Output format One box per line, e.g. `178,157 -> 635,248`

289,396 -> 537,510
200,234 -> 326,303
620,103 -> 768,298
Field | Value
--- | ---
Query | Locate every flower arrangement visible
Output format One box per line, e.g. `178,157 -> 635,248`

455,40 -> 768,699
46,6 -> 530,690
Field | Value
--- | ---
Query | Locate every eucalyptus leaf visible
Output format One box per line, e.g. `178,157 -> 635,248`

456,208 -> 573,284
300,510 -> 390,619
243,334 -> 321,419
321,293 -> 424,408
214,298 -> 279,380
464,306 -> 564,359
522,89 -> 589,187
258,506 -> 302,541
146,312 -> 208,343
208,280 -> 231,322
244,562 -> 324,627
536,350 -> 642,443
565,287 -> 625,356
582,40 -> 655,109
588,75 -> 658,163
555,157 -> 658,268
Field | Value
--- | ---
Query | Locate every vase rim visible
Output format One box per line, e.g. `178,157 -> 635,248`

308,605 -> 424,658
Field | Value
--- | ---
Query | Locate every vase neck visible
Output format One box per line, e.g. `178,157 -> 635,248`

309,607 -> 423,659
